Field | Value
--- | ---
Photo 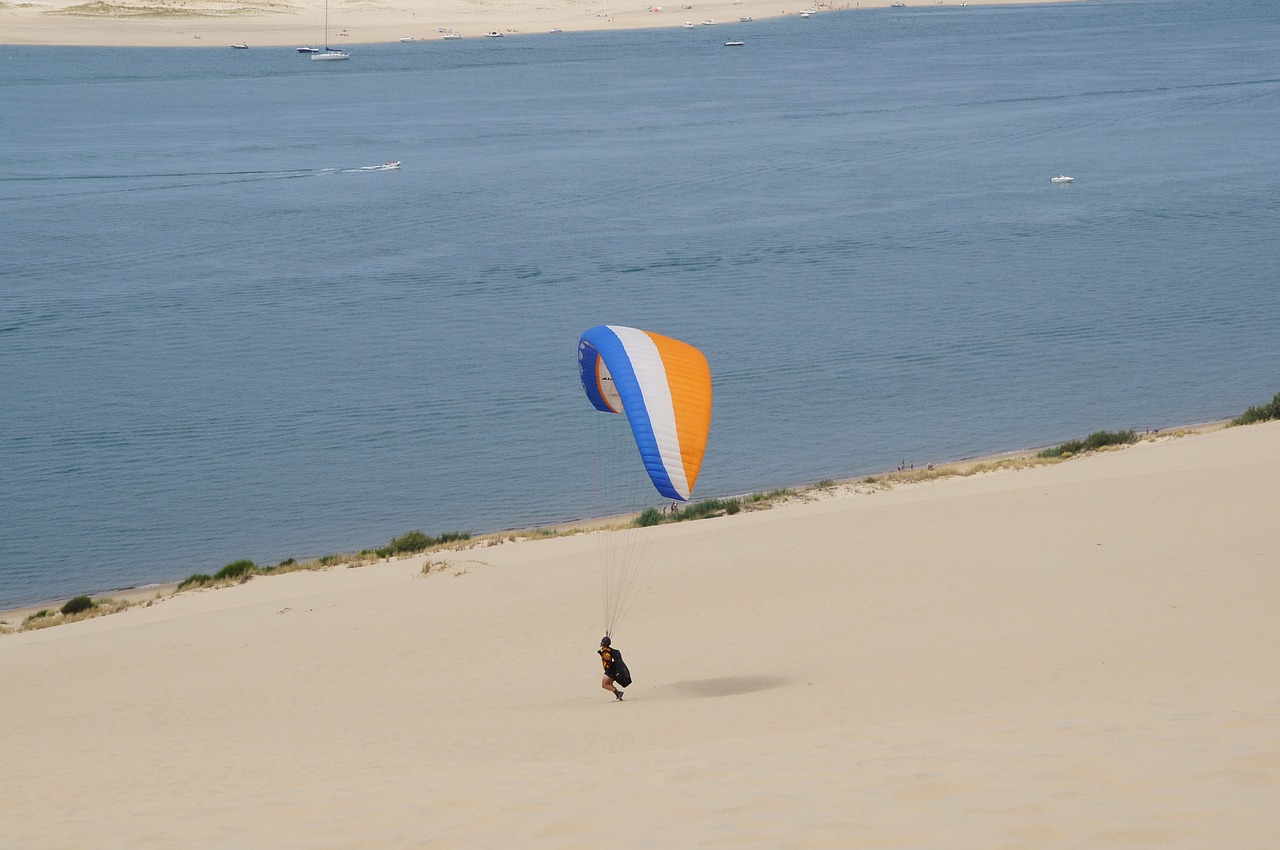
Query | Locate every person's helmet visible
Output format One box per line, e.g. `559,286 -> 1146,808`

600,636 -> 611,647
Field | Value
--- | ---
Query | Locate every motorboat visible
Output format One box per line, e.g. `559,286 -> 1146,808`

399,37 -> 417,42
483,31 -> 504,37
230,43 -> 249,49
382,161 -> 402,170
442,30 -> 462,39
725,40 -> 744,46
297,46 -> 320,53
739,16 -> 753,21
683,21 -> 695,27
701,18 -> 716,24
1050,175 -> 1075,183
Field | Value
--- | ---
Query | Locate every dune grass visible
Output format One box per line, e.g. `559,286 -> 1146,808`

1231,391 -> 1280,426
1037,429 -> 1137,458
14,597 -> 131,632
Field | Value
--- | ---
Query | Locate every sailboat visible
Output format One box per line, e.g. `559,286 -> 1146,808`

311,0 -> 350,61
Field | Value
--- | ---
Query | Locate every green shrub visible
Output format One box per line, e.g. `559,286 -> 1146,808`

179,573 -> 212,589
1232,391 -> 1280,426
213,559 -> 256,581
60,595 -> 95,616
390,530 -> 433,553
680,498 -> 742,520
385,530 -> 473,556
1038,429 -> 1136,458
635,508 -> 663,527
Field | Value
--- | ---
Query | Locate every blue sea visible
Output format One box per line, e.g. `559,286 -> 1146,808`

1,0 -> 1277,608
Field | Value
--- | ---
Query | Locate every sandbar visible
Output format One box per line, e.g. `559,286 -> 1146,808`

3,0 -> 1073,48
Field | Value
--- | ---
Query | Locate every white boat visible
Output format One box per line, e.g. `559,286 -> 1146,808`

799,10 -> 812,17
683,21 -> 695,27
1050,174 -> 1075,183
701,18 -> 716,24
483,31 -> 504,37
725,40 -> 745,46
549,28 -> 563,33
442,30 -> 462,39
297,46 -> 320,53
311,0 -> 350,61
230,43 -> 248,49
399,37 -> 417,42
739,16 -> 753,21
382,161 -> 402,170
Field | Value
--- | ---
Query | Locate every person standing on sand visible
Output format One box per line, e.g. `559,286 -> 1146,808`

599,636 -> 625,700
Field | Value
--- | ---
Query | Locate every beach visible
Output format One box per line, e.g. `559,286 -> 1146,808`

2,419 -> 1277,848
2,0 -> 1066,47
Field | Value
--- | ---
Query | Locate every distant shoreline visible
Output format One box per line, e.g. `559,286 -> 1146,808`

0,416 -> 1230,629
0,0 -> 1078,49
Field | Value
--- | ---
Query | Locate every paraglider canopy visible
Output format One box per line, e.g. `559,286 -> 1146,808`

577,325 -> 712,502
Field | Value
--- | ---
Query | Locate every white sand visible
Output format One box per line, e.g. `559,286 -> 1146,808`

2,0 -> 1070,48
2,420 -> 1278,848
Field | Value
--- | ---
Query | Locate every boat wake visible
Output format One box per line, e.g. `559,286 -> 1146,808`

0,164 -> 401,202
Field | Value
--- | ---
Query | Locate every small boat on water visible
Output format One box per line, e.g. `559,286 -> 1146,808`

297,46 -> 320,53
725,40 -> 744,46
382,161 -> 402,170
739,16 -> 753,21
400,37 -> 417,42
483,31 -> 504,37
311,0 -> 350,60
683,21 -> 695,27
701,18 -> 716,24
231,43 -> 249,49
1050,174 -> 1075,183
442,30 -> 462,39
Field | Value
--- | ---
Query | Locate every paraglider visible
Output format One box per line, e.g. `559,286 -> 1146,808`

578,325 -> 713,638
578,325 -> 712,501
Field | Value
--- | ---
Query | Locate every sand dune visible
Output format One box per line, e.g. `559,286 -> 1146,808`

3,420 -> 1277,848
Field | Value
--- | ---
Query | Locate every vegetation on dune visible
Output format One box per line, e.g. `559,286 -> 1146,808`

1231,391 -> 1280,426
214,559 -> 257,581
15,395 -> 1280,635
374,530 -> 471,559
1037,429 -> 1137,458
635,496 -> 746,527
11,596 -> 128,632
60,595 -> 96,616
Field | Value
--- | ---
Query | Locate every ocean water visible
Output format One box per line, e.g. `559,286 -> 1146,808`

2,0 -> 1278,608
